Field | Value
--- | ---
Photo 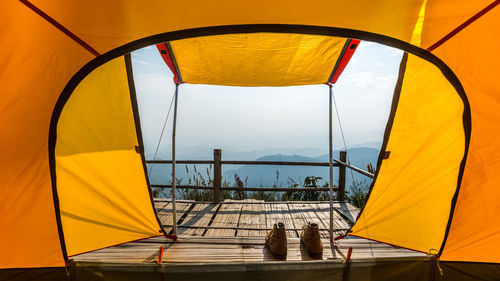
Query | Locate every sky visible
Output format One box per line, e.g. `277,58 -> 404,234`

131,40 -> 403,160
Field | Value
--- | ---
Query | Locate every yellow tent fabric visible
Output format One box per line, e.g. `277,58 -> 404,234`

350,53 -> 466,253
169,33 -> 348,86
55,55 -> 161,256
352,0 -> 500,263
422,2 -> 500,263
1,0 -> 499,269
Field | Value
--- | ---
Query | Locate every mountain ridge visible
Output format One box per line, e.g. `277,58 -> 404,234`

148,147 -> 379,189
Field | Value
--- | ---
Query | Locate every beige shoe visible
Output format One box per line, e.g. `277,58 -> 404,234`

300,222 -> 323,258
265,222 -> 287,257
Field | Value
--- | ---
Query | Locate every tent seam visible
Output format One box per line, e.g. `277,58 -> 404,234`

19,0 -> 101,57
426,0 -> 499,52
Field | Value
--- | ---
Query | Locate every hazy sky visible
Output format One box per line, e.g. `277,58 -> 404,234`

131,40 -> 403,159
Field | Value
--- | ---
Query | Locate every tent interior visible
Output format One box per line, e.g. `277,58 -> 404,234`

39,32 -> 479,280
3,1 -> 500,280
55,32 -> 365,256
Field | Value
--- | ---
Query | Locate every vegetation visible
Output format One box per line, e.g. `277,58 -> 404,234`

152,165 -> 370,206
282,176 -> 329,201
345,179 -> 370,208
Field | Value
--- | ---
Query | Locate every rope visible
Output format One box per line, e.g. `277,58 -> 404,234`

148,91 -> 176,178
331,91 -> 358,190
429,249 -> 444,276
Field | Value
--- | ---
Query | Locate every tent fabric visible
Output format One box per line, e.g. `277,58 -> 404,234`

425,3 -> 500,263
1,1 -> 95,269
55,55 -> 162,257
353,0 -> 500,263
1,0 -> 499,269
167,33 -> 348,86
350,53 -> 466,253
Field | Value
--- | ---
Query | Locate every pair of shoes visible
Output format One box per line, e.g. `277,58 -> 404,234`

265,222 -> 287,258
300,222 -> 323,258
265,222 -> 324,258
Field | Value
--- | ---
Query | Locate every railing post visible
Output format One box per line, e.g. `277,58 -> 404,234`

339,151 -> 347,201
213,149 -> 222,203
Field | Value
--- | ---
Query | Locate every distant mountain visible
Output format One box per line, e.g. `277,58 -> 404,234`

349,141 -> 382,149
147,146 -> 330,161
224,147 -> 379,188
146,142 -> 382,161
148,147 -> 380,190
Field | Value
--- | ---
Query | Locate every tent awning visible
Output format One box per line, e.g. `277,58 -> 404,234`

157,33 -> 359,87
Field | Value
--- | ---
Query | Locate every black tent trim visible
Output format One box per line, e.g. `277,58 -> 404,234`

124,53 -> 168,237
48,24 -> 471,261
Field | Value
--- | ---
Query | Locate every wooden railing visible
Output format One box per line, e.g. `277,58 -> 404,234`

146,149 -> 374,203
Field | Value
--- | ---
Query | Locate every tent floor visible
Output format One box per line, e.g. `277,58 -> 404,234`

72,257 -> 434,281
5,258 -> 499,281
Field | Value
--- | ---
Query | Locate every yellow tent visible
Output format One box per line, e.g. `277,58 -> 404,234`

1,0 -> 499,272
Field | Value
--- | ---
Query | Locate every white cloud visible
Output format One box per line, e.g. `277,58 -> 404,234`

135,73 -> 174,96
357,41 -> 377,49
341,72 -> 397,89
381,46 -> 403,57
134,59 -> 151,66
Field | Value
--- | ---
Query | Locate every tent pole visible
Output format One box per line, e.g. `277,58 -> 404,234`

171,84 -> 179,236
328,84 -> 334,242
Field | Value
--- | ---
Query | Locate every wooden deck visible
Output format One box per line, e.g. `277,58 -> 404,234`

74,236 -> 424,264
155,199 -> 357,238
73,200 -> 425,265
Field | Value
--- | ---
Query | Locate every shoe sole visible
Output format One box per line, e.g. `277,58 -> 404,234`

300,239 -> 323,259
266,243 -> 287,259
270,252 -> 287,259
308,252 -> 323,259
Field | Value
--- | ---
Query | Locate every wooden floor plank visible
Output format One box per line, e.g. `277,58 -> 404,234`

74,236 -> 425,264
178,203 -> 217,236
158,202 -> 193,231
75,200 -> 411,265
237,203 -> 267,237
154,201 -> 168,210
205,203 -> 243,236
333,202 -> 360,223
286,203 -> 308,235
315,203 -> 351,232
288,203 -> 329,238
266,203 -> 297,238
